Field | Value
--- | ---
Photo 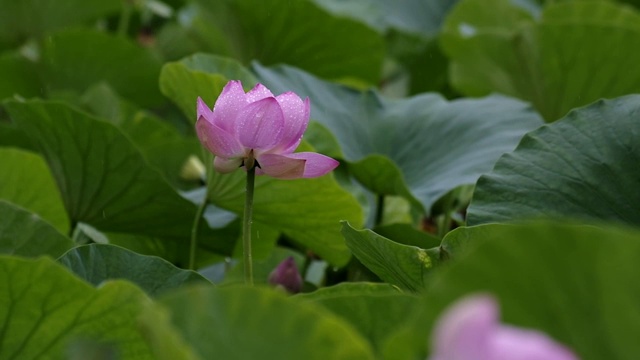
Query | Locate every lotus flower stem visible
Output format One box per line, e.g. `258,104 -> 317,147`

374,194 -> 385,226
188,190 -> 208,270
188,153 -> 211,270
438,193 -> 455,239
243,165 -> 256,284
438,212 -> 452,239
117,0 -> 133,38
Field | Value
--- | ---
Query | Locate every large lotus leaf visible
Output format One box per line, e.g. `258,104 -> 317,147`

389,32 -> 455,96
81,83 -> 203,189
230,221 -> 281,262
105,232 -> 186,264
0,256 -> 154,359
313,0 -> 458,35
395,0 -> 530,95
441,0 -> 640,121
296,282 -> 402,300
437,222 -> 484,259
0,200 -> 73,257
104,229 -> 235,270
296,282 -> 419,354
137,304 -> 200,360
0,0 -> 120,45
254,63 -> 543,212
446,0 -> 533,33
191,0 -> 384,84
71,207 -> 237,269
382,221 -> 640,360
0,51 -> 41,100
341,222 -> 440,292
119,117 -> 200,189
41,29 -> 164,107
506,0 -> 542,16
622,0 -> 640,9
347,155 -> 419,208
0,123 -> 33,151
159,53 -> 258,124
0,147 -> 69,233
373,223 -> 442,249
541,1 -> 640,26
140,285 -> 375,359
153,21 -> 202,62
303,121 -> 345,160
207,143 -> 364,267
79,82 -> 141,127
313,0 -> 458,94
4,99 -> 202,240
467,95 -> 640,226
58,244 -> 210,297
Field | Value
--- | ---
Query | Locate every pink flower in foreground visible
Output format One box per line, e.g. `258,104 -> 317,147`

430,294 -> 578,360
268,256 -> 303,293
196,81 -> 339,179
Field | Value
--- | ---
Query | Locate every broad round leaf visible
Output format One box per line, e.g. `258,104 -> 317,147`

41,29 -> 164,107
341,222 -> 440,292
296,282 -> 419,354
192,0 -> 385,84
0,0 -> 120,45
441,0 -> 640,121
347,155 -> 418,207
5,99 -> 202,239
467,95 -> 640,226
81,83 -> 203,190
140,285 -> 375,359
373,223 -> 442,249
317,0 -> 458,95
254,63 -> 543,212
0,200 -> 73,257
58,244 -> 210,297
0,52 -> 41,100
0,123 -> 33,151
314,0 -> 458,35
0,256 -> 153,359
0,147 -> 69,233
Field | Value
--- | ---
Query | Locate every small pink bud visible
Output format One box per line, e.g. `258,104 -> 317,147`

268,256 -> 303,293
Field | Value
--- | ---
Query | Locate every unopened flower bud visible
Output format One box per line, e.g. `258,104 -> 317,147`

268,256 -> 302,293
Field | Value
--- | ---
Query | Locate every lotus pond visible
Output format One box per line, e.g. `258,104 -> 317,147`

1,0 -> 639,359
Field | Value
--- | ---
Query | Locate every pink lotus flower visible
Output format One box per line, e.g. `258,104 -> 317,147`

196,81 -> 339,179
430,294 -> 578,360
